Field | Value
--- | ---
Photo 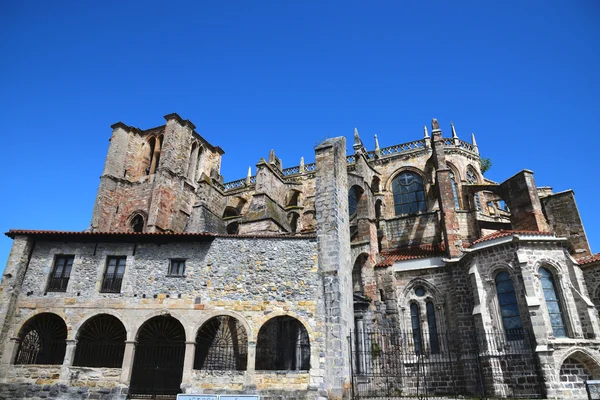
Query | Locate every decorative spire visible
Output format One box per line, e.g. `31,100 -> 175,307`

245,166 -> 252,185
268,149 -> 276,164
471,132 -> 477,147
299,157 -> 304,173
431,118 -> 440,131
423,125 -> 429,138
374,134 -> 381,157
353,128 -> 363,146
451,122 -> 458,138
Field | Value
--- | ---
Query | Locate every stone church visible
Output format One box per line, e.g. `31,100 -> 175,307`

1,113 -> 599,400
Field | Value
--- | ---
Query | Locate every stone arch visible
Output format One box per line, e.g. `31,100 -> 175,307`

194,315 -> 249,371
195,145 -> 205,181
14,312 -> 67,365
191,310 -> 253,343
12,309 -> 71,340
385,166 -> 427,192
558,349 -> 600,398
486,262 -> 518,282
128,211 -> 147,233
72,310 -> 131,341
132,310 -> 189,342
186,141 -> 199,181
352,253 -> 369,294
286,189 -> 302,207
254,311 -> 314,343
402,278 -> 443,303
72,313 -> 127,368
533,258 -> 566,276
255,315 -> 310,371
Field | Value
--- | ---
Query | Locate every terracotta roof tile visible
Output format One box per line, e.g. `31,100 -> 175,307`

5,229 -> 315,241
577,253 -> 600,266
376,244 -> 446,267
470,230 -> 554,246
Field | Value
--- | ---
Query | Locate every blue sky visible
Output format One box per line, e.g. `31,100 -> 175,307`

1,1 -> 598,268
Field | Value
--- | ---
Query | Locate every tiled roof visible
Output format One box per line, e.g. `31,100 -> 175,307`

5,229 -> 315,241
376,244 -> 446,267
577,253 -> 600,266
470,230 -> 555,246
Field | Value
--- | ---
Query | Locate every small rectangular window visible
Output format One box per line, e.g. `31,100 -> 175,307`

168,259 -> 186,276
101,256 -> 126,293
47,255 -> 74,292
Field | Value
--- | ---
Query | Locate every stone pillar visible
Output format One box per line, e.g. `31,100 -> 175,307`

244,341 -> 257,390
120,341 -> 136,384
0,235 -> 34,362
430,119 -> 462,258
59,339 -> 77,382
181,341 -> 196,386
315,137 -> 353,400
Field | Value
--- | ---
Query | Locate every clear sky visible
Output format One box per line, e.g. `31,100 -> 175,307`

1,1 -> 598,269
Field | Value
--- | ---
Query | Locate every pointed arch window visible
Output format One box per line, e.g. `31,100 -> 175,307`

450,172 -> 460,210
466,169 -> 482,212
495,271 -> 524,340
410,303 -> 422,354
426,301 -> 440,353
540,268 -> 567,338
392,172 -> 426,216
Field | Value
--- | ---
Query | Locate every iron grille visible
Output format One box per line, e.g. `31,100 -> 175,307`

100,273 -> 124,293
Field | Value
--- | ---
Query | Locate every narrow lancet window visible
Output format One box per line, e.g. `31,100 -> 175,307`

540,268 -> 567,338
495,271 -> 524,340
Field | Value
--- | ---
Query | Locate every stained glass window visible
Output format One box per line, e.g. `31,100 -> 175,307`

450,172 -> 460,210
466,169 -> 482,212
540,268 -> 567,338
495,271 -> 524,340
392,172 -> 426,216
410,303 -> 422,354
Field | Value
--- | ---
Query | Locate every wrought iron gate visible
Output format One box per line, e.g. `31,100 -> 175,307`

349,328 -> 544,399
128,316 -> 186,399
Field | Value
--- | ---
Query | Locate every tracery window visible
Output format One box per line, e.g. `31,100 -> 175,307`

256,316 -> 310,371
540,268 -> 567,338
410,303 -> 422,354
348,185 -> 361,216
194,316 -> 248,370
392,172 -> 426,216
466,168 -> 482,212
15,313 -> 67,365
426,301 -> 440,353
495,271 -> 524,340
450,172 -> 460,210
73,314 -> 126,367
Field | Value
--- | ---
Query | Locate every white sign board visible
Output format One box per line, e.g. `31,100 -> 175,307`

176,396 -> 259,400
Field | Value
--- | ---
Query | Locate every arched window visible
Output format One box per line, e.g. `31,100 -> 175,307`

450,172 -> 460,210
495,272 -> 524,340
426,301 -> 440,353
392,172 -> 426,216
410,303 -> 422,354
352,255 -> 366,294
130,214 -> 144,233
466,168 -> 482,212
194,316 -> 248,371
73,314 -> 126,367
540,268 -> 567,338
15,313 -> 67,365
195,146 -> 204,182
256,316 -> 310,371
348,185 -> 362,216
287,191 -> 300,207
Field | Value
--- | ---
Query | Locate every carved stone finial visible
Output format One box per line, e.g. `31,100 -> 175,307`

353,128 -> 362,146
374,134 -> 380,151
247,166 -> 252,178
300,157 -> 304,172
268,149 -> 276,163
423,125 -> 429,138
451,122 -> 458,138
471,132 -> 478,147
431,118 -> 440,131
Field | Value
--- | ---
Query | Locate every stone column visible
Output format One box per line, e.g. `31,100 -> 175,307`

315,137 -> 353,400
244,341 -> 257,390
59,339 -> 77,382
119,341 -> 136,384
181,341 -> 196,386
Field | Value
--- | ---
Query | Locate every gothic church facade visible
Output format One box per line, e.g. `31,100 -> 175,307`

1,113 -> 599,399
